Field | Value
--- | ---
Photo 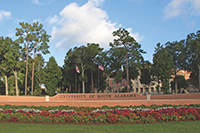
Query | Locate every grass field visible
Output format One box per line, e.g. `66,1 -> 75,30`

0,121 -> 200,133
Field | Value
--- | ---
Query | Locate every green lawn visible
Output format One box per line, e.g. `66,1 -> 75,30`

0,121 -> 200,133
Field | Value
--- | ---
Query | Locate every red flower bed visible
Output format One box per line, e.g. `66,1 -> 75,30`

0,106 -> 200,124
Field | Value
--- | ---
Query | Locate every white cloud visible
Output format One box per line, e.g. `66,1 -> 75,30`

47,15 -> 59,24
127,28 -> 144,42
7,30 -> 15,38
32,0 -> 43,5
164,0 -> 200,19
33,19 -> 41,23
48,0 -> 143,50
0,10 -> 11,21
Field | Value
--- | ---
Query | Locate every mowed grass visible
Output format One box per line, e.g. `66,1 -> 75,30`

0,121 -> 200,133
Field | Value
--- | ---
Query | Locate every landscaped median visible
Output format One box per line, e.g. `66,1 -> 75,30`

0,104 -> 200,124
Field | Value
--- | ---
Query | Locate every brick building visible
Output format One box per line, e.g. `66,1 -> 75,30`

105,70 -> 191,94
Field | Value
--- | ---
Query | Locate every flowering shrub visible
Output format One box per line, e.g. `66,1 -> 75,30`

107,114 -> 118,124
0,106 -> 199,124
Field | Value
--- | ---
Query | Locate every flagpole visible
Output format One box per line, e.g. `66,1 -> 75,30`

98,67 -> 99,92
75,64 -> 77,93
98,64 -> 104,93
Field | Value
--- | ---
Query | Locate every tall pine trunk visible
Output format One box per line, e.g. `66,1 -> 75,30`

13,71 -> 19,96
175,71 -> 177,94
31,49 -> 37,96
69,84 -> 71,93
82,70 -> 85,93
4,75 -> 8,96
25,44 -> 29,96
91,61 -> 94,93
126,52 -> 129,92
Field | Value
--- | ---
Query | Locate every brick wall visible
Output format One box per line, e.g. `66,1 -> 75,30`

0,93 -> 200,107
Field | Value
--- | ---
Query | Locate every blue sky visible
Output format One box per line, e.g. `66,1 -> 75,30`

0,0 -> 200,66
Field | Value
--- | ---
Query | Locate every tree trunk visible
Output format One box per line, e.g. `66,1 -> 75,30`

31,50 -> 36,96
126,52 -> 129,92
175,71 -> 177,94
78,83 -> 80,93
82,70 -> 85,93
175,80 -> 177,94
69,84 -> 71,93
31,62 -> 35,96
25,45 -> 29,96
117,83 -> 119,93
4,75 -> 8,96
13,71 -> 19,96
91,69 -> 94,93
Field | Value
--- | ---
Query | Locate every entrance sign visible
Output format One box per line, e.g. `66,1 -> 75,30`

50,93 -> 146,101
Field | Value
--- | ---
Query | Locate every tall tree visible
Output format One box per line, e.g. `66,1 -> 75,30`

0,37 -> 23,96
44,56 -> 62,96
95,50 -> 110,92
165,41 -> 185,94
0,37 -> 12,95
140,61 -> 152,87
171,75 -> 189,93
33,54 -> 46,95
30,21 -> 50,96
63,48 -> 77,93
75,46 -> 88,93
5,40 -> 22,96
86,43 -> 103,93
15,22 -> 34,95
152,43 -> 174,93
108,47 -> 126,92
185,30 -> 200,91
109,28 -> 145,92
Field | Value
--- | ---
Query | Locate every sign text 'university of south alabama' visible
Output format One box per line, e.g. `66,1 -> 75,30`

55,93 -> 145,100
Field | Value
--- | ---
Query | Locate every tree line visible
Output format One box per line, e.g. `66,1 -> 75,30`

0,21 -> 199,96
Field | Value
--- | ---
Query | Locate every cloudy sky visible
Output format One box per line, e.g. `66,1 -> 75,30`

0,0 -> 200,66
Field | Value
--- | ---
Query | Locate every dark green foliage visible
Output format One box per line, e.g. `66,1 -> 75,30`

184,30 -> 200,90
109,28 -> 145,92
140,61 -> 152,86
152,43 -> 174,93
164,41 -> 185,94
0,36 -> 22,96
171,75 -> 189,93
44,56 -> 62,96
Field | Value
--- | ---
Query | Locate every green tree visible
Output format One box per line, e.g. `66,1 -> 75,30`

185,30 -> 200,91
0,36 -> 23,96
86,43 -> 103,93
15,22 -> 35,95
0,78 -> 5,95
140,61 -> 152,87
30,21 -> 50,96
152,43 -> 174,93
109,28 -> 145,92
4,40 -> 22,96
95,50 -> 110,93
75,46 -> 89,93
44,56 -> 62,96
33,54 -> 46,95
171,75 -> 189,93
188,71 -> 198,89
165,41 -> 185,94
108,47 -> 126,92
63,48 -> 77,93
0,37 -> 12,95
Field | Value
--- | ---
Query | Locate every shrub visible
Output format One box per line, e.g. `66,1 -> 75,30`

18,115 -> 32,123
8,116 -> 18,122
64,116 -> 74,123
107,114 -> 118,124
52,117 -> 63,123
